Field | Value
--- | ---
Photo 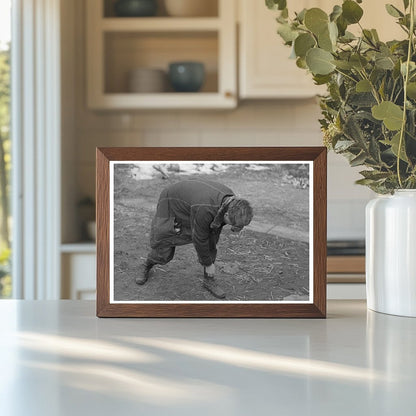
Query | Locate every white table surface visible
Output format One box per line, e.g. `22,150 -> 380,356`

0,300 -> 415,416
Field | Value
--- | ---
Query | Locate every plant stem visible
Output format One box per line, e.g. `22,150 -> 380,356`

358,69 -> 381,104
397,0 -> 415,188
334,68 -> 358,84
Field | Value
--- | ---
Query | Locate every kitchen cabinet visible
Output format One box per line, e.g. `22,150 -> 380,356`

238,0 -> 325,99
86,0 -> 237,109
61,245 -> 96,300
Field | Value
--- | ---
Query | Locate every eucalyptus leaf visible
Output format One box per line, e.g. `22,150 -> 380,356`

399,14 -> 411,29
333,60 -> 353,70
359,170 -> 391,181
289,44 -> 297,59
378,78 -> 386,100
342,0 -> 364,24
276,14 -> 288,24
363,29 -> 376,46
313,74 -> 332,85
334,140 -> 355,151
336,15 -> 348,36
356,79 -> 372,92
350,54 -> 368,70
385,4 -> 404,18
369,136 -> 382,163
330,5 -> 342,22
348,92 -> 377,107
371,29 -> 380,42
407,82 -> 416,99
296,57 -> 308,69
294,33 -> 316,58
372,101 -> 404,131
339,31 -> 356,43
304,8 -> 328,35
385,132 -> 409,162
343,114 -> 368,147
277,23 -> 299,43
306,48 -> 335,75
296,8 -> 307,23
401,61 -> 416,76
375,55 -> 395,70
318,27 -> 334,52
328,21 -> 338,45
350,152 -> 368,167
355,178 -> 378,186
266,0 -> 287,11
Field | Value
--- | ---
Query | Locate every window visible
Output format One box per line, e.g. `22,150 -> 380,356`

0,0 -> 11,298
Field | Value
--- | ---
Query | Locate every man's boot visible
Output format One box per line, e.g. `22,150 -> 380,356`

203,270 -> 226,299
135,261 -> 155,285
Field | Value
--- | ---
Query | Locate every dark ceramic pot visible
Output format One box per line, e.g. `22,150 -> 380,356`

114,0 -> 157,17
168,62 -> 205,92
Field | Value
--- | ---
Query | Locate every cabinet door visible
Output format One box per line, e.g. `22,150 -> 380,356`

239,0 -> 326,99
62,253 -> 96,300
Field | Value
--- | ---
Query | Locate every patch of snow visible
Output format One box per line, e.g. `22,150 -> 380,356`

130,166 -> 155,180
130,163 -> 230,180
245,164 -> 269,171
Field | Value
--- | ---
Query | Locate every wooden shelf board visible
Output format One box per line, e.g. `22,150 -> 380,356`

89,92 -> 236,109
327,256 -> 365,274
101,17 -> 221,32
61,242 -> 96,253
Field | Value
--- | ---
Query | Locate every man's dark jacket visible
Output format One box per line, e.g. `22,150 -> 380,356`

150,180 -> 234,266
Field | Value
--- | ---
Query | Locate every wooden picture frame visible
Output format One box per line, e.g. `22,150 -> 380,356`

96,147 -> 327,318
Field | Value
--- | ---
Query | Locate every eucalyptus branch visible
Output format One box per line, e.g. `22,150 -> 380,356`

397,0 -> 415,188
334,68 -> 358,84
390,79 -> 398,101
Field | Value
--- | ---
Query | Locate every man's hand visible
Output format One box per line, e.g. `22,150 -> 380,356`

205,264 -> 215,277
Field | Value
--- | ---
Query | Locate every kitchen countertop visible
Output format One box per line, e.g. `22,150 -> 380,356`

0,300 -> 415,415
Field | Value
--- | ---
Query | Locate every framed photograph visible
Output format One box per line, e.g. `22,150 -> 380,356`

96,147 -> 327,318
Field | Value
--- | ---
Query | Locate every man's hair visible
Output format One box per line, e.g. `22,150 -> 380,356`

227,199 -> 253,227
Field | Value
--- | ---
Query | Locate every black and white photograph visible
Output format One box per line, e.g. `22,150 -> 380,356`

109,161 -> 313,303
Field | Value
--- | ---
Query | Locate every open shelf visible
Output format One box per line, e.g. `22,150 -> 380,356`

104,31 -> 218,94
87,0 -> 236,109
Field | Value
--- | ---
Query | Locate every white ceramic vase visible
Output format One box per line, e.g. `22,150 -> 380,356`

366,190 -> 416,317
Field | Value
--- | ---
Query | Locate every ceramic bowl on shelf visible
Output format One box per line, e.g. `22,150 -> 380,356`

114,0 -> 158,17
168,62 -> 205,92
164,0 -> 218,17
128,68 -> 167,93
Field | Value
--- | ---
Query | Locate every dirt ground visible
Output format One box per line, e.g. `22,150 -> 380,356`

113,164 -> 310,302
